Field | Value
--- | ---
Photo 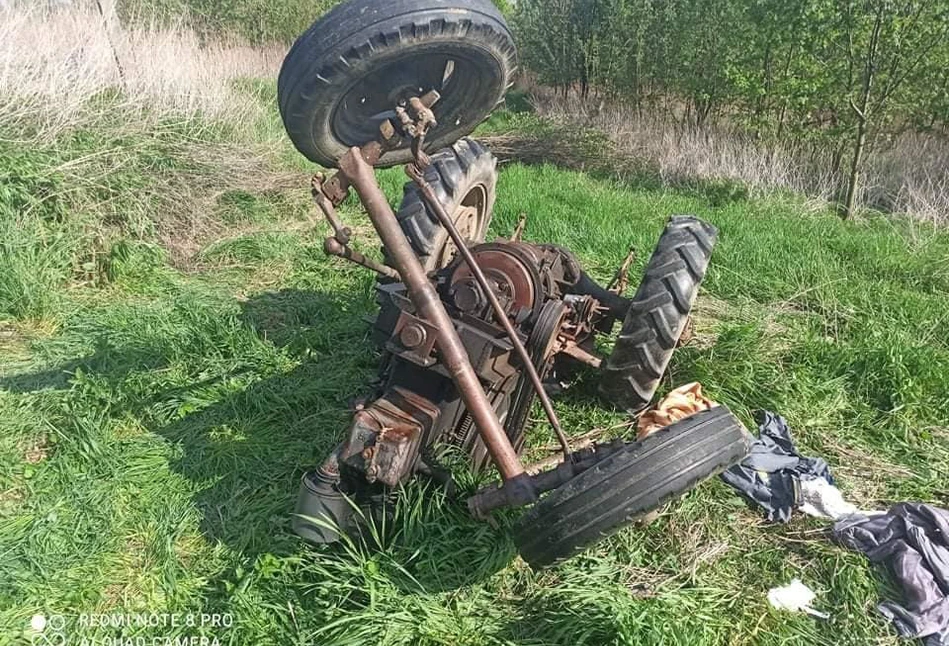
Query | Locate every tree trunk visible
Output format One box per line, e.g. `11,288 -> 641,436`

842,117 -> 867,219
633,40 -> 643,119
776,45 -> 797,139
841,6 -> 883,220
95,0 -> 128,87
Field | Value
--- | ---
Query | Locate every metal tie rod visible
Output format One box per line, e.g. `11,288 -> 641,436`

407,162 -> 572,460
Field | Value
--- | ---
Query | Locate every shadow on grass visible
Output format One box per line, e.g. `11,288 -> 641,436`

0,289 -> 379,562
327,480 -> 519,594
0,287 -> 521,588
0,339 -> 170,394
499,594 -> 628,646
148,288 -> 381,561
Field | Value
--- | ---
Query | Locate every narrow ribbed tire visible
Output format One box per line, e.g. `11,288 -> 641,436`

514,406 -> 750,569
278,0 -> 517,168
599,216 -> 718,414
397,138 -> 497,272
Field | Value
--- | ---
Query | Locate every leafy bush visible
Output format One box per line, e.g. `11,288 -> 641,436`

122,0 -> 342,43
125,0 -> 512,43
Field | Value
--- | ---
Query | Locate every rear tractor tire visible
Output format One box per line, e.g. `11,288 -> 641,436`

600,216 -> 718,414
396,138 -> 498,272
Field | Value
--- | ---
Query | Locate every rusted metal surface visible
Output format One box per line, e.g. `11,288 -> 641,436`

318,141 -> 386,207
311,174 -> 352,243
312,91 -> 439,217
468,437 -> 629,517
298,88 -> 662,531
560,341 -> 603,368
337,145 -> 531,487
388,309 -> 439,366
608,246 -> 637,294
395,93 -> 439,139
408,162 -> 573,460
323,236 -> 400,280
340,389 -> 440,486
447,243 -> 542,319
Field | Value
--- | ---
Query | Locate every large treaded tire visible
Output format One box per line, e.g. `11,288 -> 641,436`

514,406 -> 750,569
278,0 -> 516,168
599,215 -> 718,414
397,138 -> 497,272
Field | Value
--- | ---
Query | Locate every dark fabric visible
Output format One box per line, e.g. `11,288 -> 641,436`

834,504 -> 949,646
720,410 -> 833,522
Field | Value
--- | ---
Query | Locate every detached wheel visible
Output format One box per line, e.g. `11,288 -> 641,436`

600,216 -> 717,414
514,406 -> 750,569
278,0 -> 517,168
397,138 -> 497,272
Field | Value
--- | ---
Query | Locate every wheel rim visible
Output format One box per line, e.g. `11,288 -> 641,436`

330,50 -> 497,151
433,184 -> 488,269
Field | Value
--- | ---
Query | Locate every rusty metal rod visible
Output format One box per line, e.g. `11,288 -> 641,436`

311,175 -> 351,244
407,165 -> 573,460
468,438 -> 628,517
608,245 -> 636,294
337,147 -> 532,488
323,237 -> 400,280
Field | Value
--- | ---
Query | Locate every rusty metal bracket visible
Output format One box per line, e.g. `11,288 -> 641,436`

468,437 -> 628,518
386,309 -> 440,366
323,236 -> 400,280
311,92 -> 444,279
396,93 -> 439,140
311,174 -> 352,244
560,341 -> 603,368
608,246 -> 637,295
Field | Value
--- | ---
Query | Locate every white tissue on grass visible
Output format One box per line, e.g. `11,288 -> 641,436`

767,579 -> 830,619
798,477 -> 884,520
799,478 -> 859,520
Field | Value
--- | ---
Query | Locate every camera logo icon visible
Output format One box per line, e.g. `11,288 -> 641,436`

29,614 -> 66,645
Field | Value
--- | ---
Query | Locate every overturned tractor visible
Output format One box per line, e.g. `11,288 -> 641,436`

279,0 -> 749,567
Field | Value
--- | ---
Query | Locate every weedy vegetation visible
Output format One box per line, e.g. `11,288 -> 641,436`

1,2 -> 948,645
514,0 -> 949,222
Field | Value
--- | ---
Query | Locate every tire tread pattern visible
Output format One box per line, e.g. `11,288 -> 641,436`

277,0 -> 516,167
514,406 -> 750,568
396,138 -> 497,269
600,215 -> 718,413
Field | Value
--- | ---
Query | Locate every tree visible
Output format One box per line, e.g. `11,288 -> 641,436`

828,0 -> 947,217
513,0 -> 949,218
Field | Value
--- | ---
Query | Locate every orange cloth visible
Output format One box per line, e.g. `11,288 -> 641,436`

637,382 -> 717,440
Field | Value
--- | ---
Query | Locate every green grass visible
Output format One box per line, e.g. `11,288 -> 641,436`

2,91 -> 948,646
122,0 -> 511,43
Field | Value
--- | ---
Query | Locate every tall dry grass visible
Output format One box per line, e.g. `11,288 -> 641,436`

0,2 -> 300,320
865,133 -> 949,224
530,87 -> 949,224
0,1 -> 283,140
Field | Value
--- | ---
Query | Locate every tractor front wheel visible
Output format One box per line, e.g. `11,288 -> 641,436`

513,406 -> 750,569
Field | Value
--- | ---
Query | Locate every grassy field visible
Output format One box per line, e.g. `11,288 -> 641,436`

3,60 -> 949,646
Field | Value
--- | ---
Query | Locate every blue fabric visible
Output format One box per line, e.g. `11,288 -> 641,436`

720,410 -> 832,522
835,504 -> 949,646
